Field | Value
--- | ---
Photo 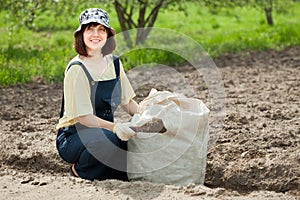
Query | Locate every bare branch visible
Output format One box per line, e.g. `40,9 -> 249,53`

144,0 -> 164,26
137,1 -> 147,27
115,0 -> 137,28
114,1 -> 133,47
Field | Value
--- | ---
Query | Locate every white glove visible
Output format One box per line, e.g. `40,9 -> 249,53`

113,122 -> 137,141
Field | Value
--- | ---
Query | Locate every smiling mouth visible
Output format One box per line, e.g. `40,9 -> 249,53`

91,39 -> 101,43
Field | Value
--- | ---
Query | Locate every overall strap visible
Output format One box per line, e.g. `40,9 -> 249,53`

66,61 -> 93,82
59,56 -> 120,119
113,55 -> 120,79
59,61 -> 93,118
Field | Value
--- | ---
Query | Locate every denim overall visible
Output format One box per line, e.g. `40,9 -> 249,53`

56,57 -> 128,181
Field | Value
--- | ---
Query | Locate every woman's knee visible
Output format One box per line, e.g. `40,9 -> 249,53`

56,130 -> 84,163
103,129 -> 120,145
79,128 -> 119,145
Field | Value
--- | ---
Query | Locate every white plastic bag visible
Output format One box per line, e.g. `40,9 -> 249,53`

127,89 -> 210,185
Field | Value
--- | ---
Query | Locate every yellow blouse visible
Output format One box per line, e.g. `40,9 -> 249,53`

56,54 -> 135,129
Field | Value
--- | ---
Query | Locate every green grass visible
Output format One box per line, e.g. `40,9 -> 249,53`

0,2 -> 300,86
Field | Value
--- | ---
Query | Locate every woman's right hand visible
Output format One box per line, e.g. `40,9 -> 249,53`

113,122 -> 137,141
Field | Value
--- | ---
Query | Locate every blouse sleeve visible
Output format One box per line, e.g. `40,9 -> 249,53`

64,65 -> 93,119
119,60 -> 136,105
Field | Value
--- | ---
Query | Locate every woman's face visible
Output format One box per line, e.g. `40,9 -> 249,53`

83,24 -> 108,54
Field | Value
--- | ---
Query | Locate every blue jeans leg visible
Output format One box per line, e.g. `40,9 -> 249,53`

56,126 -> 128,181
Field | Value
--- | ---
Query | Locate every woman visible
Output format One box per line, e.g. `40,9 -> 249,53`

56,8 -> 139,181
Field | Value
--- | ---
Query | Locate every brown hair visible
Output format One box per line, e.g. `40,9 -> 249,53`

74,22 -> 116,57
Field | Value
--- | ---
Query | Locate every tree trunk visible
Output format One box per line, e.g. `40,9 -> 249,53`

264,7 -> 274,26
136,27 -> 152,45
136,1 -> 148,45
114,1 -> 134,48
135,0 -> 164,45
114,0 -> 171,46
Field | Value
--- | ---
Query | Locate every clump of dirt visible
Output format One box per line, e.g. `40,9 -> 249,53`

137,118 -> 167,133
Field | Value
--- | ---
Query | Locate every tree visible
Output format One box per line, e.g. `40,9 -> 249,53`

1,0 -> 101,30
112,0 -> 187,47
258,0 -> 274,25
203,0 -> 294,26
1,0 -> 56,29
1,0 -> 188,47
252,0 -> 293,26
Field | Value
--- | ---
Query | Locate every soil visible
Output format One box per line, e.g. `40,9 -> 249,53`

0,47 -> 299,199
137,118 -> 167,133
